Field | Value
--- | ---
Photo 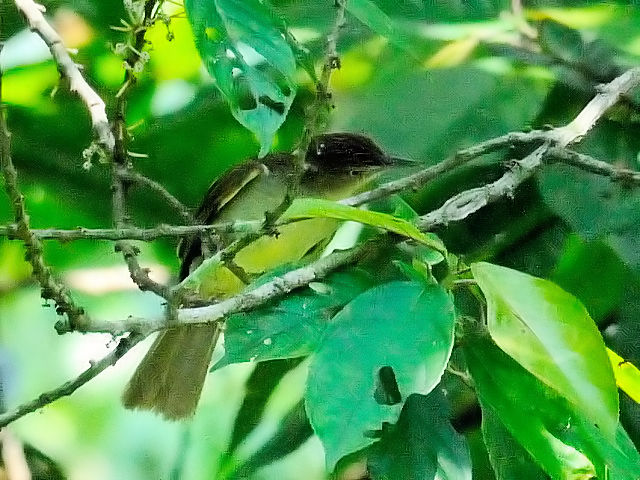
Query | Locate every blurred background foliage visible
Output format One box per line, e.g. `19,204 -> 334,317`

0,0 -> 640,478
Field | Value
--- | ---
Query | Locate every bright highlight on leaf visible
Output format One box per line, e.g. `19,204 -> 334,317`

607,348 -> 640,403
424,37 -> 479,69
282,198 -> 447,254
471,262 -> 619,438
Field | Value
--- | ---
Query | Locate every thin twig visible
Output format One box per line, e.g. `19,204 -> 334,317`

0,79 -> 89,330
0,222 -> 261,242
13,0 -> 115,151
118,170 -> 195,225
0,333 -> 145,428
111,1 -> 169,299
118,169 -> 222,253
546,147 -> 640,185
293,0 -> 347,171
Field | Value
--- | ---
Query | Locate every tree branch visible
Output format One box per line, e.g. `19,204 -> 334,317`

0,222 -> 261,242
0,95 -> 89,331
546,147 -> 640,185
13,0 -> 115,152
0,333 -> 145,428
293,0 -> 347,171
419,67 -> 640,230
111,2 -> 169,299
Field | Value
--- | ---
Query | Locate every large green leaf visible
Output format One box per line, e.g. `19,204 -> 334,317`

185,0 -> 297,155
367,391 -> 472,480
305,281 -> 456,470
466,334 -> 597,480
471,262 -> 619,438
469,333 -> 640,480
216,269 -> 374,367
481,406 -> 548,480
282,198 -> 446,254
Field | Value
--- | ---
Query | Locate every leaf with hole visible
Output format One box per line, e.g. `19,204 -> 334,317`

367,390 -> 472,480
185,0 -> 297,155
305,281 -> 456,470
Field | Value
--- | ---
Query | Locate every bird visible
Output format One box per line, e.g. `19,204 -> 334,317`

122,132 -> 408,419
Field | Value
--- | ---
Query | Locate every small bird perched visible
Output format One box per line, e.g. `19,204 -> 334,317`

123,132 -> 406,419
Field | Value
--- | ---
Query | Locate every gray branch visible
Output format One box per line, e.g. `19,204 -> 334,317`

13,0 -> 115,151
0,333 -> 145,428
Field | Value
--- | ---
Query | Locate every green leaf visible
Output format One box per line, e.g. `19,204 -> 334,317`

282,198 -> 446,254
367,391 -> 472,480
224,358 -> 304,458
216,269 -> 374,367
466,334 -> 596,480
346,0 -> 417,56
481,406 -> 547,480
305,281 -> 456,470
185,0 -> 297,156
551,236 -> 625,323
471,262 -> 619,438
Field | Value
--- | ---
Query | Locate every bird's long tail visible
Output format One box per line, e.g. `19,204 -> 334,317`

122,324 -> 220,420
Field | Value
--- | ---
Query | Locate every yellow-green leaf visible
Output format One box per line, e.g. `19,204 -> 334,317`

282,198 -> 446,254
607,348 -> 640,403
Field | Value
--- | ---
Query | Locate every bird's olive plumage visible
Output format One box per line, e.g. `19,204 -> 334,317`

122,133 -> 399,419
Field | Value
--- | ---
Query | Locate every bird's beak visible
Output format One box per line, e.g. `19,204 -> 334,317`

387,155 -> 420,166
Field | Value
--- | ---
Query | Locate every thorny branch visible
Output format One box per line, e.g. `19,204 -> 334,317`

110,1 -> 170,300
13,0 -> 115,152
0,36 -> 89,330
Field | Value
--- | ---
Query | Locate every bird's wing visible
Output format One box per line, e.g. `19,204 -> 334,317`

177,161 -> 268,280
